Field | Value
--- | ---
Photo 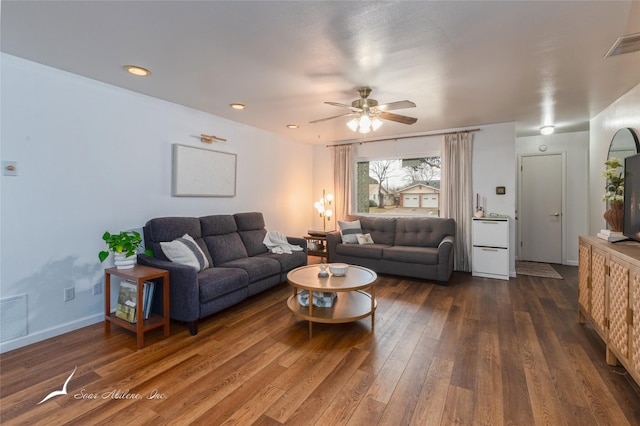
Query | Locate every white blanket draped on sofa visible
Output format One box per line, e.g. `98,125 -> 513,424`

263,230 -> 303,254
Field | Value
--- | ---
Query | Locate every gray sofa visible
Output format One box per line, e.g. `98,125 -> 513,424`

137,212 -> 307,335
326,215 -> 455,284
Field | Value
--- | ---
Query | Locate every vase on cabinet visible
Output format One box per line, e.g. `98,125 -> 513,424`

604,202 -> 624,233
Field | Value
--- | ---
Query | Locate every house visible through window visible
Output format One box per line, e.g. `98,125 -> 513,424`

355,156 -> 441,216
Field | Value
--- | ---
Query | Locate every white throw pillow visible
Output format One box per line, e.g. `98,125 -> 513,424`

160,234 -> 209,272
356,233 -> 374,245
338,220 -> 362,244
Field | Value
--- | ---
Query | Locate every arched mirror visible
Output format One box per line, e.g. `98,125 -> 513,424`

606,127 -> 640,208
608,127 -> 640,161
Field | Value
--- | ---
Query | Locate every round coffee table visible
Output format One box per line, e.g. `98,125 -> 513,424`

286,264 -> 377,337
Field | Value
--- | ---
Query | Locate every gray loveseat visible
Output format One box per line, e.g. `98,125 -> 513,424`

326,215 -> 455,284
137,212 -> 307,335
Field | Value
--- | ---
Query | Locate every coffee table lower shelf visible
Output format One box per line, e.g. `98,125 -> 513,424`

287,290 -> 376,337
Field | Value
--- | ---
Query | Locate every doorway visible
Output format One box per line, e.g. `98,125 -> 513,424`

518,153 -> 565,264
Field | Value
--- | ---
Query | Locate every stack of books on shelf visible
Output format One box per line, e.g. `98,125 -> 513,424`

597,229 -> 627,242
115,280 -> 156,323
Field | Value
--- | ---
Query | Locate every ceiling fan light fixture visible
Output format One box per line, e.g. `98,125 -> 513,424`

371,117 -> 383,131
347,117 -> 359,132
359,114 -> 372,130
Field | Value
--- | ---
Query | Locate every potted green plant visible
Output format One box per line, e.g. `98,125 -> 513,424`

602,157 -> 624,232
99,231 -> 150,269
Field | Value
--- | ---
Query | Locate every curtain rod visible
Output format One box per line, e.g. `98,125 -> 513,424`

326,128 -> 481,147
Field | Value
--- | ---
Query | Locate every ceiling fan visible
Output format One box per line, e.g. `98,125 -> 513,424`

310,87 -> 417,133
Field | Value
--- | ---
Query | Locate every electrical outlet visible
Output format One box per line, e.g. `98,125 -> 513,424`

64,287 -> 75,302
93,282 -> 102,295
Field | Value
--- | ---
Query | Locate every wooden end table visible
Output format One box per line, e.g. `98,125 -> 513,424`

304,235 -> 328,260
104,264 -> 170,349
287,264 -> 377,337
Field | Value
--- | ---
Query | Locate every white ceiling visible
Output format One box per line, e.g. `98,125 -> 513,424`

2,1 -> 639,144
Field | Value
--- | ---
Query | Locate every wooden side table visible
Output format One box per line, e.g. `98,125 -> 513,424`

104,264 -> 170,349
304,235 -> 328,261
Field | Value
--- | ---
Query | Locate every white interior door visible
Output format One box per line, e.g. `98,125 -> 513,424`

519,154 -> 563,263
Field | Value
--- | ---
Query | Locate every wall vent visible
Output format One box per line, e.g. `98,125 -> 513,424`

1,294 -> 27,342
604,32 -> 640,58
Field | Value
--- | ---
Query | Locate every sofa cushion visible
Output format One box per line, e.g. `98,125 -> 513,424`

338,220 -> 362,244
383,245 -> 439,264
143,217 -> 207,262
336,243 -> 387,259
234,212 -> 265,231
197,267 -> 248,303
204,233 -> 248,266
357,216 -> 396,246
160,234 -> 210,271
239,228 -> 269,256
394,217 -> 455,247
219,257 -> 280,283
257,250 -> 307,272
200,214 -> 238,236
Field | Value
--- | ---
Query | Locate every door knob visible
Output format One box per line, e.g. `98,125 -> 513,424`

550,213 -> 560,217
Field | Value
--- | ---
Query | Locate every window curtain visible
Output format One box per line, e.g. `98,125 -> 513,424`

441,132 -> 473,272
332,144 -> 353,222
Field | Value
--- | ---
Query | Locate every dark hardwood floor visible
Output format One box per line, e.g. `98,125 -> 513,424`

2,263 -> 639,425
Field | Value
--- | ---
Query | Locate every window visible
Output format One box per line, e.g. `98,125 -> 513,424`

355,156 -> 441,216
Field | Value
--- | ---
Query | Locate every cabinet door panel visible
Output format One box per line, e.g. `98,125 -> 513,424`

632,269 -> 640,376
473,220 -> 508,248
609,259 -> 630,360
578,242 -> 591,314
472,246 -> 508,275
591,248 -> 608,337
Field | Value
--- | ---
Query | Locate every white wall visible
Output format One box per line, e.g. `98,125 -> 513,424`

589,83 -> 640,235
0,54 -> 314,352
313,122 -> 518,275
516,131 -> 589,265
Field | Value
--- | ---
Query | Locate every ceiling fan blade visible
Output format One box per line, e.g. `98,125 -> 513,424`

376,100 -> 416,111
325,101 -> 363,112
379,111 -> 418,125
309,112 -> 356,124
325,101 -> 351,108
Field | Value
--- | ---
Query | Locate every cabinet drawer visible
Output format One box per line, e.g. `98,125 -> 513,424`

473,219 -> 508,248
473,246 -> 508,276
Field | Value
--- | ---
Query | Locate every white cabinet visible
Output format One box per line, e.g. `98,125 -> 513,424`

472,217 -> 510,280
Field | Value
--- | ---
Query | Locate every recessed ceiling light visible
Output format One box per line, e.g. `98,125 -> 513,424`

540,126 -> 555,135
229,103 -> 246,110
123,65 -> 151,76
286,124 -> 299,129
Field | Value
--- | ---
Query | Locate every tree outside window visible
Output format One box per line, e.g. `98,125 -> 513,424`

356,156 -> 441,216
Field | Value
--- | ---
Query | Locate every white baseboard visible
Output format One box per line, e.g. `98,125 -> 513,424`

0,313 -> 103,354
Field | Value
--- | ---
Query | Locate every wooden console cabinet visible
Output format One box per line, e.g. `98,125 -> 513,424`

578,235 -> 640,386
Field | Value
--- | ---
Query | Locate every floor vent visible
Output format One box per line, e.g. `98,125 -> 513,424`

1,294 -> 27,342
604,32 -> 640,57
